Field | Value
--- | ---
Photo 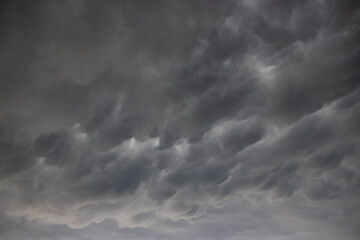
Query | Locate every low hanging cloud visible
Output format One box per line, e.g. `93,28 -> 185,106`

0,0 -> 360,239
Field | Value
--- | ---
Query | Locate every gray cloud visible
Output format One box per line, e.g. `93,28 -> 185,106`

0,0 -> 359,239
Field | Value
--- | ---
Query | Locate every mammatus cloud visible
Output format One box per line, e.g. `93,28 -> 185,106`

0,0 -> 359,239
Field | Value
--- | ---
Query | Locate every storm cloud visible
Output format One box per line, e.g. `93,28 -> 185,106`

0,0 -> 359,239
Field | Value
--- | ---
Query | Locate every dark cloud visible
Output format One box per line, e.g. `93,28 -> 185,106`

0,0 -> 359,239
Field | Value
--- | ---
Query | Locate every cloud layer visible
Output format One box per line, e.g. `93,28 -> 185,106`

0,0 -> 359,239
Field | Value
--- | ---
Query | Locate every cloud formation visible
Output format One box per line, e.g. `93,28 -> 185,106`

0,0 -> 359,239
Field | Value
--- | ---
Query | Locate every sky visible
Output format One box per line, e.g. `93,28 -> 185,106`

0,0 -> 359,239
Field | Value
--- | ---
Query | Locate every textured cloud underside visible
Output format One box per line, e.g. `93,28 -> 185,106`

0,0 -> 359,239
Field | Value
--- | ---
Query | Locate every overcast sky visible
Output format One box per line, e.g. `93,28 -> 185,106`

0,0 -> 360,239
